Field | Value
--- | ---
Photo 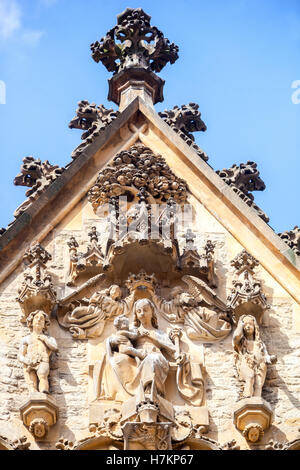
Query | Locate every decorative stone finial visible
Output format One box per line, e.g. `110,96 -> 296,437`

91,8 -> 179,109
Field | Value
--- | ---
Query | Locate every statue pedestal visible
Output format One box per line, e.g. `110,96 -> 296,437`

122,422 -> 173,450
20,393 -> 58,440
233,397 -> 273,443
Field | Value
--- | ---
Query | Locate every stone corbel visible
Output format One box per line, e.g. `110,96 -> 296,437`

233,397 -> 273,444
20,393 -> 58,441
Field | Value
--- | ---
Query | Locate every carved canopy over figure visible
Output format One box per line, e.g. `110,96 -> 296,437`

93,298 -> 204,406
233,315 -> 277,398
18,310 -> 58,394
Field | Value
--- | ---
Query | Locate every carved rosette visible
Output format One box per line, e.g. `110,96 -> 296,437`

216,161 -> 269,223
17,243 -> 57,322
228,250 -> 269,321
20,393 -> 58,441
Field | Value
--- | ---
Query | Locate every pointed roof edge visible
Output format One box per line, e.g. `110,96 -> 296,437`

0,96 -> 299,307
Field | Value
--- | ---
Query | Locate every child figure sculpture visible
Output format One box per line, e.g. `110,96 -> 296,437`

18,310 -> 58,394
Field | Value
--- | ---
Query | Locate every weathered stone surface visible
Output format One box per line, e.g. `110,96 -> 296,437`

159,103 -> 208,161
91,8 -> 178,74
278,226 -> 300,257
216,161 -> 269,223
69,101 -> 119,160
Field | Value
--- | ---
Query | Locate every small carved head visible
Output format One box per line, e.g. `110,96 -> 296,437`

29,418 -> 48,439
133,298 -> 158,329
27,310 -> 50,333
243,423 -> 264,443
114,314 -> 129,331
108,285 -> 122,301
239,314 -> 260,341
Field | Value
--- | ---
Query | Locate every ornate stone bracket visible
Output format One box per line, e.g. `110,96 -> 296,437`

68,101 -> 119,160
278,226 -> 300,257
13,156 -> 64,219
17,243 -> 56,322
216,161 -> 269,223
20,393 -> 58,441
233,397 -> 273,443
159,103 -> 208,161
228,250 -> 269,322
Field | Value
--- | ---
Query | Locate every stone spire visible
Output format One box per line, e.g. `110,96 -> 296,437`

90,8 -> 179,110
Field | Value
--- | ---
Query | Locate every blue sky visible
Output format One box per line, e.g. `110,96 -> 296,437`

0,0 -> 299,233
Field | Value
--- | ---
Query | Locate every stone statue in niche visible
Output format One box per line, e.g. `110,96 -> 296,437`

18,310 -> 58,394
93,298 -> 204,406
233,314 -> 277,398
65,285 -> 134,339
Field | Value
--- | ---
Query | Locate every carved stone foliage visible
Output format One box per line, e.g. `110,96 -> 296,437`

88,144 -> 188,211
228,250 -> 269,321
278,226 -> 300,257
90,8 -> 179,74
216,161 -> 269,223
159,103 -> 208,161
13,156 -> 64,219
69,101 -> 119,160
17,243 -> 56,322
233,315 -> 277,399
0,435 -> 31,450
90,409 -> 123,441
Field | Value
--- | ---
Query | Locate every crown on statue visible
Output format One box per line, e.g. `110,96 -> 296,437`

125,270 -> 158,294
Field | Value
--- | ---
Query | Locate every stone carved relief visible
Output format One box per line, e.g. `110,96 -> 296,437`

89,408 -> 123,440
216,161 -> 269,223
13,156 -> 64,219
18,310 -> 58,394
233,315 -> 276,399
88,144 -> 188,212
90,8 -> 179,74
0,435 -> 31,450
17,243 -> 57,322
155,275 -> 231,343
278,226 -> 300,257
69,101 -> 119,160
159,103 -> 208,161
62,284 -> 131,340
18,309 -> 59,440
232,315 -> 276,443
59,271 -> 231,345
67,227 -> 104,285
228,249 -> 269,322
